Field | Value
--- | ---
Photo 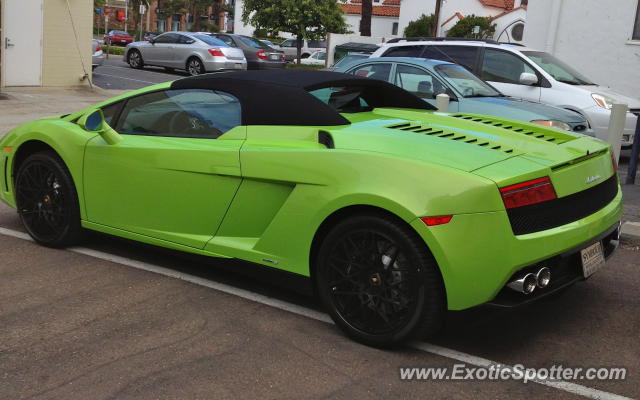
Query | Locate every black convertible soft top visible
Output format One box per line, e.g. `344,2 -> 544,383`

170,70 -> 433,126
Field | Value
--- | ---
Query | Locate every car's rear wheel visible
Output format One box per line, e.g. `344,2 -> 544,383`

186,57 -> 204,76
14,152 -> 82,248
127,50 -> 143,69
316,215 -> 446,347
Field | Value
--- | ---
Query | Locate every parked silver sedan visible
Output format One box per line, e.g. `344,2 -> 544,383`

124,31 -> 247,75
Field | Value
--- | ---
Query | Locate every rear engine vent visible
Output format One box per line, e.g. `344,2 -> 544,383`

450,114 -> 573,144
386,122 -> 515,154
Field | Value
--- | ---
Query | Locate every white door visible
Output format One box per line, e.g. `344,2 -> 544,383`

2,0 -> 43,86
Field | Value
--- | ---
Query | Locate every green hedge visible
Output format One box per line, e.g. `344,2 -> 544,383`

101,45 -> 126,55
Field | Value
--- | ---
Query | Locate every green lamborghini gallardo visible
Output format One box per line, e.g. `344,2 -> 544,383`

0,71 -> 622,346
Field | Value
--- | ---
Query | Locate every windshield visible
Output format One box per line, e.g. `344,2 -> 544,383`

435,64 -> 501,98
522,51 -> 595,85
194,34 -> 228,47
333,54 -> 368,69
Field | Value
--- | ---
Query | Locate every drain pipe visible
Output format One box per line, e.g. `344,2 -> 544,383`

436,93 -> 450,113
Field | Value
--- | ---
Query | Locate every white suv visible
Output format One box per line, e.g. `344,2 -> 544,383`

279,39 -> 327,61
371,39 -> 640,147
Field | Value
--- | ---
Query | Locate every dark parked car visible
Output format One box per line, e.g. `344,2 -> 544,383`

104,30 -> 133,46
210,33 -> 286,70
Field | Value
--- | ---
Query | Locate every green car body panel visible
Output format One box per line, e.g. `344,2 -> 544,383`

0,79 -> 622,311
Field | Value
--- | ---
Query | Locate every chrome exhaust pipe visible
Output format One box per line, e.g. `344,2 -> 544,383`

506,273 -> 537,294
536,267 -> 551,288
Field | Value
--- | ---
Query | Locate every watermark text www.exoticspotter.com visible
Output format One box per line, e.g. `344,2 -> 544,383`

399,364 -> 627,384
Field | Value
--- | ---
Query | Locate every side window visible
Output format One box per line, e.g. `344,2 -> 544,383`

281,39 -> 296,48
350,63 -> 392,81
154,33 -> 178,44
423,46 -> 479,71
481,48 -> 536,84
101,101 -> 124,126
178,35 -> 195,44
117,90 -> 242,139
308,40 -> 327,48
382,45 -> 424,58
394,65 -> 445,99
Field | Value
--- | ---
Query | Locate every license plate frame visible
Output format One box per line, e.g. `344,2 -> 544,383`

234,63 -> 243,70
581,241 -> 605,278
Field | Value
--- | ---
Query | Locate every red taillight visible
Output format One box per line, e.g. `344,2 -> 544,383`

280,53 -> 286,61
499,177 -> 557,209
421,215 -> 453,226
256,50 -> 267,60
208,48 -> 225,57
610,151 -> 618,173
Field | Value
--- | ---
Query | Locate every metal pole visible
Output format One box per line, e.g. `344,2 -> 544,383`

436,94 -> 450,112
124,0 -> 129,33
626,113 -> 640,184
607,103 -> 628,163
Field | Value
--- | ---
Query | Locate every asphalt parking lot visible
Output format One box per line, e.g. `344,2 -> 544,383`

1,193 -> 639,399
92,55 -> 184,90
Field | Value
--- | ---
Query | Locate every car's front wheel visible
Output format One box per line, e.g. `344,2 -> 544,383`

127,49 -> 143,69
316,214 -> 446,347
186,57 -> 204,76
14,152 -> 82,248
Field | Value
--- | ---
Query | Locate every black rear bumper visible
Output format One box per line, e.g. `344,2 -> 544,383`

487,221 -> 621,308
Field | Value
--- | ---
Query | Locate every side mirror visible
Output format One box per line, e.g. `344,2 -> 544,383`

78,109 -> 123,145
519,72 -> 538,86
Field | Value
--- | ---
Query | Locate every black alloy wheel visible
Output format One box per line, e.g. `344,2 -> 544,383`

316,215 -> 446,347
14,152 -> 82,247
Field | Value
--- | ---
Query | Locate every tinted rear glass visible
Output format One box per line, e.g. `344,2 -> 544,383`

194,34 -> 228,47
308,40 -> 327,48
238,35 -> 270,49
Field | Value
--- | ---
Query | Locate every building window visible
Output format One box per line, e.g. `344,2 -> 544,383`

157,20 -> 166,33
511,23 -> 524,41
634,1 -> 640,40
392,22 -> 399,36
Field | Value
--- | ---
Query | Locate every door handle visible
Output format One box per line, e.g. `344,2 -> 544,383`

5,38 -> 15,49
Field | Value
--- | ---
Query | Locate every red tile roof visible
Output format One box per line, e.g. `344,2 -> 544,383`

479,0 -> 515,10
491,5 -> 527,20
339,4 -> 401,17
441,12 -> 464,27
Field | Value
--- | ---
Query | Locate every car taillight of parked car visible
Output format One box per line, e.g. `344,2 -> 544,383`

280,53 -> 286,61
208,48 -> 225,57
499,177 -> 557,209
256,50 -> 267,60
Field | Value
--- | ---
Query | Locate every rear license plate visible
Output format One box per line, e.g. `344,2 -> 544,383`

269,54 -> 279,60
234,63 -> 242,70
581,241 -> 605,278
120,40 -> 126,43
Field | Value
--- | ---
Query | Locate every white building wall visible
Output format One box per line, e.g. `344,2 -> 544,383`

232,0 -> 254,36
493,8 -> 526,43
437,0 -> 504,36
525,0 -> 640,98
398,0 -> 435,36
343,14 -> 399,39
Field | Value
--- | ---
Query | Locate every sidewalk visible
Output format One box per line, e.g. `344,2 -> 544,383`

0,87 -> 126,135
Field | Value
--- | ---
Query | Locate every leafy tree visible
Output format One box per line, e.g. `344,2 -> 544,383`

446,14 -> 495,38
403,14 -> 435,37
242,0 -> 349,64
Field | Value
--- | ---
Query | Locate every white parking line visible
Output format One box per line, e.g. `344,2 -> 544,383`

98,64 -> 180,78
0,226 -> 631,400
91,72 -> 158,85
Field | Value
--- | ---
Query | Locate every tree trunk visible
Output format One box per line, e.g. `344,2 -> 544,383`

433,0 -> 442,37
360,0 -> 372,36
296,36 -> 303,65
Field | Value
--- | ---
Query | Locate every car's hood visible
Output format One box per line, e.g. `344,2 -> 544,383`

332,109 -> 611,192
577,85 -> 640,109
463,96 -> 586,123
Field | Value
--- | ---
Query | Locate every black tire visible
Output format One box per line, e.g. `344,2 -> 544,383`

127,49 -> 144,69
186,57 -> 204,76
315,214 -> 446,348
14,152 -> 83,248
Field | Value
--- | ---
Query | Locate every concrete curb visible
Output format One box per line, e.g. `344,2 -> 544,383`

621,221 -> 640,245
